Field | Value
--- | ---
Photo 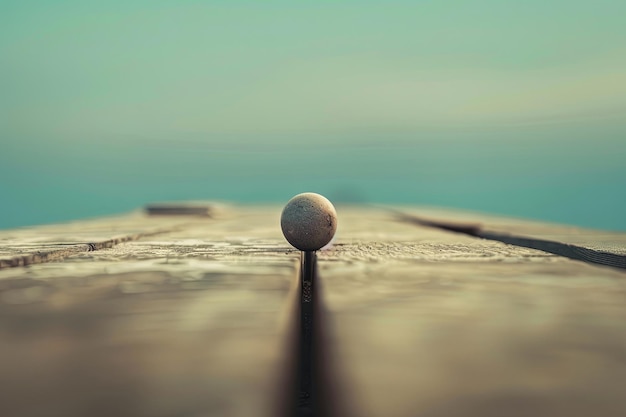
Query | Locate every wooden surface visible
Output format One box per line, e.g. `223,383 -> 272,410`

0,204 -> 625,417
318,208 -> 626,417
0,207 -> 297,417
390,205 -> 626,269
0,214 -> 186,268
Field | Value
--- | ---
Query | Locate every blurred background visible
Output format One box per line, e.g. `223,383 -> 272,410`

1,0 -> 625,230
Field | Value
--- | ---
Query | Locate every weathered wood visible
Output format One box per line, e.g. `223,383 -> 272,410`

0,207 -> 299,417
0,205 -> 624,417
390,205 -> 626,269
0,214 -> 188,269
316,208 -> 626,417
144,201 -> 219,216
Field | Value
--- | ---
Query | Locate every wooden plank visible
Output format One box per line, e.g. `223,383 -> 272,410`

0,214 -> 185,269
0,207 -> 299,417
316,208 -> 626,417
389,205 -> 626,269
0,204 -> 624,416
0,202 -> 228,269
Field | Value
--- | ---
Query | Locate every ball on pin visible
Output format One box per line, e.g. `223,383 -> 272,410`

281,192 -> 337,251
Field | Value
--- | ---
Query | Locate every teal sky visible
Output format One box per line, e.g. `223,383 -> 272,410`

1,1 -> 625,230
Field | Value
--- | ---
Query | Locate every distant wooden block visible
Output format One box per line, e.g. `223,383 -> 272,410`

144,201 -> 220,217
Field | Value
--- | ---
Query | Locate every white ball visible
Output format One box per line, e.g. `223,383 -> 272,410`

280,193 -> 337,251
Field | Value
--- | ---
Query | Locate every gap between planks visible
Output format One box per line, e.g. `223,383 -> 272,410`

284,251 -> 351,417
0,226 -> 185,269
394,211 -> 626,271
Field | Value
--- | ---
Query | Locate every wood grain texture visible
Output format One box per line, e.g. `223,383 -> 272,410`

0,213 -> 192,269
0,207 -> 298,417
316,207 -> 626,417
0,205 -> 624,417
389,205 -> 626,269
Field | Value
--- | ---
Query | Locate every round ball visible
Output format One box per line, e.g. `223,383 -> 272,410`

280,193 -> 337,251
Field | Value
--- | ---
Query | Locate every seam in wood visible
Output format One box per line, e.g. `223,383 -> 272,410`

294,251 -> 315,416
286,251 -> 345,417
395,212 -> 626,271
0,227 -> 185,270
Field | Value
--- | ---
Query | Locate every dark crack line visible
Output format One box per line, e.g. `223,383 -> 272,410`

395,212 -> 626,271
285,251 -> 345,417
0,226 -> 186,269
294,251 -> 315,416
